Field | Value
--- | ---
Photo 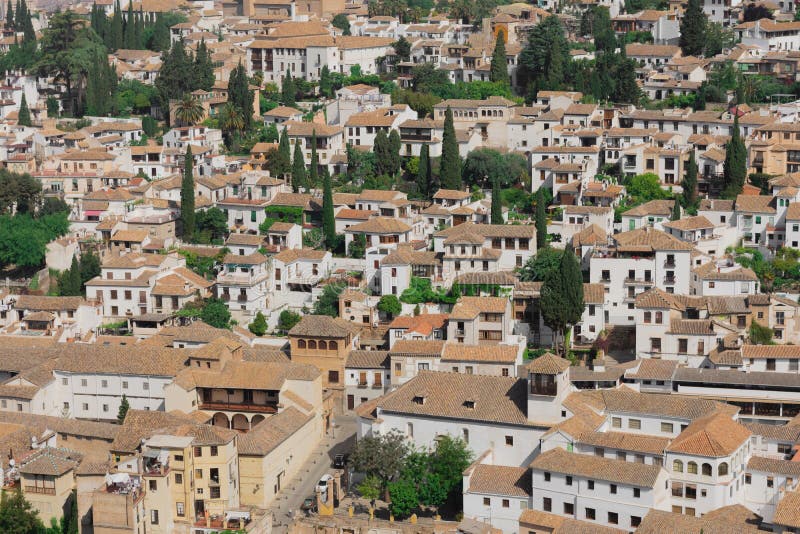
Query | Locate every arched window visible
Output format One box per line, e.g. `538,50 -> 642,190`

673,460 -> 683,473
702,463 -> 712,476
297,339 -> 306,349
329,340 -> 338,350
308,340 -> 317,350
688,462 -> 698,475
719,462 -> 729,476
319,340 -> 328,350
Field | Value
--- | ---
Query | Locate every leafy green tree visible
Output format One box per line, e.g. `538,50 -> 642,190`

219,102 -> 244,151
322,164 -> 336,249
749,321 -> 774,345
59,256 -> 82,296
490,178 -> 503,224
17,93 -> 30,126
613,48 -> 641,104
387,478 -> 418,519
393,36 -> 411,61
374,129 -> 391,175
591,6 -> 616,53
535,189 -> 547,249
291,138 -> 307,192
541,250 -> 584,354
313,282 -> 344,317
682,151 -> 699,212
281,70 -> 296,107
271,128 -> 292,178
201,298 -> 232,329
277,309 -> 301,333
440,107 -> 461,190
350,429 -> 410,500
378,294 -> 402,318
704,22 -> 734,57
417,143 -> 433,199
723,114 -> 747,198
490,29 -> 509,85
331,13 -> 351,34
626,173 -> 672,204
519,16 -> 569,93
680,0 -> 707,57
195,207 -> 228,243
248,311 -> 267,336
117,394 -> 130,424
357,475 -> 381,503
174,94 -> 205,126
181,146 -> 195,241
0,488 -> 44,533
348,234 -> 367,259
319,65 -> 333,98
46,96 -> 59,118
519,246 -> 561,281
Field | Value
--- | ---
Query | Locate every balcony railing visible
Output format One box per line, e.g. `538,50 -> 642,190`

25,486 -> 55,495
664,276 -> 676,284
664,261 -> 676,268
199,401 -> 278,414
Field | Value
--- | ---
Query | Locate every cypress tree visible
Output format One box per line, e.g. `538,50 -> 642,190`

682,151 -> 699,211
679,0 -> 707,57
388,129 -> 401,175
490,29 -> 509,85
123,0 -> 134,49
5,0 -> 12,30
13,0 -> 22,29
417,143 -> 432,199
181,145 -> 195,241
281,70 -> 296,107
17,93 -> 30,126
440,107 -> 461,190
227,61 -> 253,130
535,188 -> 547,250
68,256 -> 81,296
195,40 -> 215,91
117,394 -> 129,424
110,0 -> 123,50
490,177 -> 503,224
723,114 -> 746,198
291,139 -> 307,192
322,165 -> 336,249
272,127 -> 291,178
135,9 -> 144,49
309,130 -> 319,188
151,13 -> 170,51
671,200 -> 681,221
541,250 -> 584,354
374,129 -> 390,175
319,65 -> 332,98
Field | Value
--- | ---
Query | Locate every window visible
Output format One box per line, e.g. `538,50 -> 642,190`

628,419 -> 641,430
768,476 -> 774,488
688,462 -> 698,475
678,339 -> 688,354
505,435 -> 513,446
502,499 -> 509,508
588,480 -> 594,490
543,497 -> 551,512
149,480 -> 157,491
661,422 -> 674,433
81,379 -> 87,387
210,446 -> 218,456
633,488 -> 640,498
650,338 -> 661,353
745,473 -> 751,484
655,311 -> 663,323
61,378 -> 68,386
644,311 -> 652,323
610,484 -> 617,494
612,417 -> 622,428
607,512 -> 618,525
194,446 -> 203,457
328,370 -> 340,383
101,380 -> 108,388
563,502 -> 574,515
462,429 -> 469,443
122,381 -> 128,389
702,463 -> 712,476
483,497 -> 490,506
544,472 -> 551,482
719,462 -> 729,476
175,473 -> 183,484
151,510 -> 159,525
82,403 -> 88,411
566,475 -> 573,486
585,508 -> 596,520
631,516 -> 641,528
143,382 -> 149,390
594,447 -> 604,457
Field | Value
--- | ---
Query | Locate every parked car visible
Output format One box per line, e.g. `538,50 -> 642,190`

333,454 -> 346,469
301,496 -> 315,513
316,473 -> 333,494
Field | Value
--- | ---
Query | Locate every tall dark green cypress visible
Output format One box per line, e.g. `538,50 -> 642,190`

440,107 -> 461,190
682,151 -> 698,211
671,201 -> 681,221
679,0 -> 707,57
123,0 -> 134,49
110,0 -> 123,50
272,127 -> 291,178
181,145 -> 195,241
309,130 -> 319,188
535,189 -> 547,250
490,177 -> 503,224
388,129 -> 401,175
417,143 -> 432,199
490,29 -> 509,85
541,250 -> 584,354
17,93 -> 30,126
5,0 -> 12,29
281,70 -> 296,107
151,13 -> 170,51
227,61 -> 253,130
723,114 -> 746,199
134,9 -> 144,49
291,139 -> 307,192
322,165 -> 335,249
374,129 -> 390,175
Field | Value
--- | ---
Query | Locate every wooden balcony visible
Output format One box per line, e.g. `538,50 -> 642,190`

199,401 -> 278,414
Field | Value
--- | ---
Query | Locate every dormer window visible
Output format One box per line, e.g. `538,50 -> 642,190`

463,400 -> 476,409
412,395 -> 425,405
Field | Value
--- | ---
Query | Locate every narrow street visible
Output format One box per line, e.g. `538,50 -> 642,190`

268,413 -> 358,533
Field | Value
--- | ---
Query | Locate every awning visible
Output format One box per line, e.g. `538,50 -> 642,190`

225,511 -> 251,521
84,210 -> 103,216
105,472 -> 130,485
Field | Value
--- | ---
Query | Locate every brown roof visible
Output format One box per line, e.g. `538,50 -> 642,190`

583,283 -> 604,304
18,448 -> 81,476
15,295 -> 85,311
441,344 -> 517,363
693,262 -> 758,281
450,296 -> 508,320
467,464 -> 531,497
622,199 -> 674,217
626,359 -> 679,380
388,339 -> 445,356
222,252 -> 267,265
662,215 -> 715,231
577,430 -> 670,455
666,412 -> 751,457
54,345 -> 188,377
346,350 -> 390,369
519,510 -> 626,534
273,248 -> 329,263
748,455 -> 800,477
735,194 -> 775,213
742,344 -> 800,359
527,353 -> 571,374
434,222 -> 536,240
288,315 -> 360,338
377,371 -> 530,426
433,189 -> 471,200
636,509 -> 760,534
238,407 -> 314,456
345,217 -> 411,234
530,448 -> 663,487
612,227 -> 693,251
572,224 -> 607,247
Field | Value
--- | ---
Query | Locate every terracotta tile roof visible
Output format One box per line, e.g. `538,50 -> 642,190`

519,510 -> 626,534
449,296 -> 508,321
345,217 -> 411,234
622,199 -> 674,217
706,296 -> 749,315
159,321 -> 239,343
626,359 -> 679,380
530,448 -> 663,487
388,314 -> 448,336
742,344 -> 800,359
666,412 -> 751,457
288,315 -> 360,338
18,447 -> 81,476
434,222 -> 536,240
284,121 -> 342,137
0,412 -> 117,442
225,233 -> 265,246
112,229 -> 149,242
612,227 -> 693,251
583,283 -> 604,304
577,430 -> 670,455
14,295 -> 85,311
708,348 -> 743,366
388,339 -> 445,356
336,208 -> 377,220
699,199 -> 735,211
381,245 -> 438,267
634,287 -> 680,309
662,215 -> 715,231
736,194 -> 775,213
455,271 -> 518,285
693,261 -> 758,281
441,344 -> 517,363
222,252 -> 267,265
377,370 -> 530,425
702,504 -> 762,526
467,464 -> 531,497
527,353 -> 571,375
346,350 -> 390,369
175,360 -> 319,391
636,509 -> 760,533
748,455 -> 800,477
238,407 -> 314,456
53,345 -> 188,377
270,192 -> 313,208
668,318 -> 716,335
743,421 -> 800,442
574,388 -> 727,420
433,189 -> 471,200
675,367 -> 800,388
273,248 -> 329,263
572,224 -> 607,247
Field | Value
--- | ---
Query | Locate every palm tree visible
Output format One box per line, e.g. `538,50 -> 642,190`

174,94 -> 205,127
218,102 -> 244,152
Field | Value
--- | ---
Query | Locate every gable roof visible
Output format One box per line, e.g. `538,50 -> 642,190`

530,448 -> 663,487
666,412 -> 751,457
